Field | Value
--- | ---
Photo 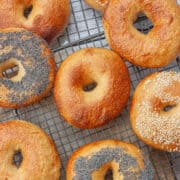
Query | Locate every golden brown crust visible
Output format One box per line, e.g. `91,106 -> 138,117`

0,0 -> 70,43
103,0 -> 180,67
66,140 -> 153,180
85,0 -> 109,11
130,71 -> 180,152
0,120 -> 60,179
54,48 -> 130,129
0,28 -> 55,108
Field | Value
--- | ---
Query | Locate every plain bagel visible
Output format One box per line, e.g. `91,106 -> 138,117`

103,0 -> 180,67
54,48 -> 130,129
0,0 -> 70,43
0,120 -> 60,179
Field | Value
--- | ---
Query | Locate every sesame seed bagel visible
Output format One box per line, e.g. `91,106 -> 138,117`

0,28 -> 55,108
0,0 -> 70,43
54,48 -> 130,129
85,0 -> 109,11
67,140 -> 154,180
0,120 -> 60,179
130,71 -> 180,152
103,0 -> 180,67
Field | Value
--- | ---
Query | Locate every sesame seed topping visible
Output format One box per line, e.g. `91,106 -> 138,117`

134,71 -> 180,151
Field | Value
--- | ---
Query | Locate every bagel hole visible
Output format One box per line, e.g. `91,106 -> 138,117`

24,5 -> 33,18
105,169 -> 113,180
13,150 -> 23,168
83,82 -> 97,92
133,12 -> 153,34
163,105 -> 176,112
2,65 -> 19,79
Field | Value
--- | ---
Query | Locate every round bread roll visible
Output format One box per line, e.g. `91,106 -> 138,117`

0,28 -> 55,108
67,140 -> 154,180
130,71 -> 180,152
0,0 -> 70,43
103,0 -> 180,67
0,120 -> 60,179
54,48 -> 130,129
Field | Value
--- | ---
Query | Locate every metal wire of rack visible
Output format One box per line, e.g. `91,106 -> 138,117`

0,0 -> 180,179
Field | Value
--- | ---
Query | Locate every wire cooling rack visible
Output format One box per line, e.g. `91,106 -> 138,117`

0,0 -> 180,179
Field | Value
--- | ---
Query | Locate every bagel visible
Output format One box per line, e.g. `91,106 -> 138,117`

0,120 -> 60,179
130,71 -> 180,152
67,140 -> 154,180
0,0 -> 70,43
0,28 -> 55,108
103,0 -> 180,67
54,48 -> 130,129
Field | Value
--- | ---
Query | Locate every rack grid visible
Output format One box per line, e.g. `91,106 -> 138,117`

0,0 -> 179,179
